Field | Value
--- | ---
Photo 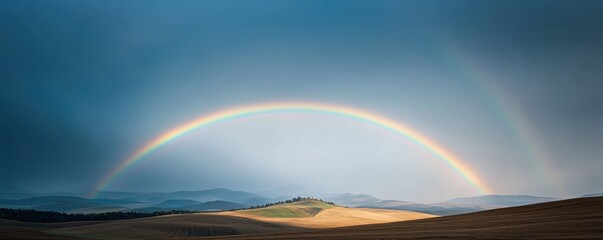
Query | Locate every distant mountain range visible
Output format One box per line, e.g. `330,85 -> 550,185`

0,186 -> 588,215
0,188 -> 270,214
359,200 -> 485,215
133,200 -> 247,213
358,194 -> 560,215
152,199 -> 202,208
447,194 -> 559,206
582,192 -> 603,197
94,188 -> 269,204
324,193 -> 381,207
318,193 -> 561,215
0,196 -> 135,213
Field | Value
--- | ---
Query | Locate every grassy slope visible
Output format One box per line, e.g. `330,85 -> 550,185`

235,200 -> 335,218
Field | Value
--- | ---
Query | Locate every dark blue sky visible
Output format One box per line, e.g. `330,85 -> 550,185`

1,0 -> 602,201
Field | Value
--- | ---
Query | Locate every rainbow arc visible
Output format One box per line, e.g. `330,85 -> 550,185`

90,102 -> 492,198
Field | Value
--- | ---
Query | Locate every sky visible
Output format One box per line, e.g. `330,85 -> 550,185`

1,0 -> 602,202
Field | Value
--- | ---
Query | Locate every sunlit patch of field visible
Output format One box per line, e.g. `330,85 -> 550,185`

216,204 -> 436,228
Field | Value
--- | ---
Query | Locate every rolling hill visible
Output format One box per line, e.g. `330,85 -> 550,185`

201,196 -> 603,239
216,199 -> 435,229
2,197 -> 602,239
28,199 -> 433,239
233,199 -> 335,218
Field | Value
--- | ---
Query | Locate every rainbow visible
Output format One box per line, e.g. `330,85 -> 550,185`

436,41 -> 557,193
90,102 -> 491,197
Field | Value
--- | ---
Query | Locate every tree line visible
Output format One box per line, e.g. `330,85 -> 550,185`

0,208 -> 198,223
248,196 -> 335,209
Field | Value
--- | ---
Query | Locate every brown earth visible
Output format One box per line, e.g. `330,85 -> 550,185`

46,214 -> 304,239
0,219 -> 97,239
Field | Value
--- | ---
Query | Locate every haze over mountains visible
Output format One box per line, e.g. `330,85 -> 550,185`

0,188 -> 269,214
582,192 -> 603,197
0,186 -> 574,216
360,194 -> 559,215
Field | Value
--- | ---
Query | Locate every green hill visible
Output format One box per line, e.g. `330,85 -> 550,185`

239,199 -> 335,218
